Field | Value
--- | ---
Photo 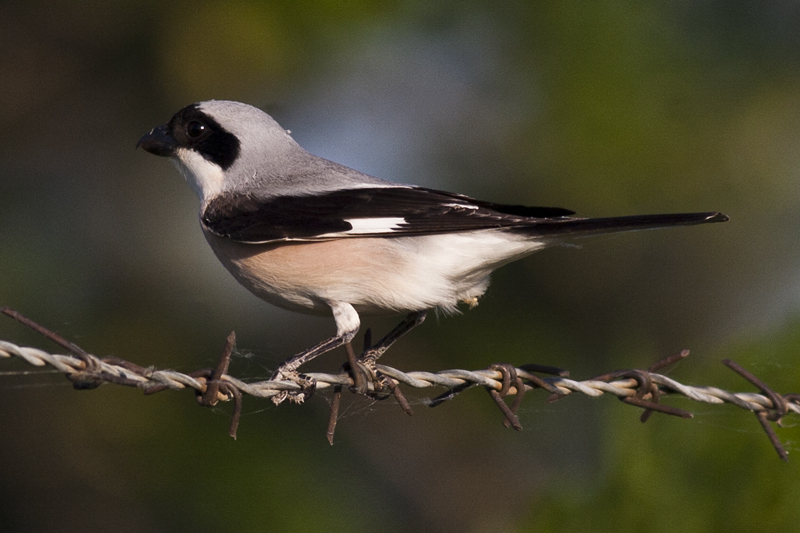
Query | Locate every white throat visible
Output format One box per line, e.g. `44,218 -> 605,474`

172,148 -> 225,206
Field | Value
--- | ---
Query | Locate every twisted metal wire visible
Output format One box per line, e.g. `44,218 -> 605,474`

0,338 -> 796,413
2,335 -> 799,456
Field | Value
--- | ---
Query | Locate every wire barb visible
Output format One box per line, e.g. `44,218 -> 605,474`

722,359 -> 791,461
1,308 -> 798,458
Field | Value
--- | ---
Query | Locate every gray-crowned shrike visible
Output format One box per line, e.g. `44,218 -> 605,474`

138,100 -> 728,403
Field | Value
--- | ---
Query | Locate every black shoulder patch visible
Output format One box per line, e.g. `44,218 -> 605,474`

202,193 -> 354,242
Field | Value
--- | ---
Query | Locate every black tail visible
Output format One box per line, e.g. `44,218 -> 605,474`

518,212 -> 728,238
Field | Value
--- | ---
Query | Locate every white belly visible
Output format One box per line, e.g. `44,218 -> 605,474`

203,229 -> 546,316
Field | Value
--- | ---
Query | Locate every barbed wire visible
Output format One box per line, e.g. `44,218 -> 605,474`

1,307 -> 798,459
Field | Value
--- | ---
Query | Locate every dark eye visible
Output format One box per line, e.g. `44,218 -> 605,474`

186,120 -> 207,139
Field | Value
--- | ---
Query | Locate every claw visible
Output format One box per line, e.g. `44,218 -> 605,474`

270,370 -> 317,405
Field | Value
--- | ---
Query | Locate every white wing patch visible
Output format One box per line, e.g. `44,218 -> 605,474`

343,217 -> 407,234
442,202 -> 479,210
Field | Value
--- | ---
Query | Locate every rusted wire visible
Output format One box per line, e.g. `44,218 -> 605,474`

0,307 -> 798,457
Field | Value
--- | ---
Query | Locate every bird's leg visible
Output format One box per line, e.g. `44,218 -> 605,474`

342,310 -> 426,398
360,310 -> 428,368
270,301 -> 359,405
274,333 -> 356,375
270,332 -> 356,405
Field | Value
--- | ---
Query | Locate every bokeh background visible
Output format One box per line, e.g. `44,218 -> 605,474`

1,1 -> 799,531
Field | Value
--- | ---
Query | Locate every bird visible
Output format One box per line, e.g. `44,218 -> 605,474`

138,100 -> 728,404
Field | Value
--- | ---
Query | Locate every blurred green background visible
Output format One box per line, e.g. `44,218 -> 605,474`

1,1 -> 799,531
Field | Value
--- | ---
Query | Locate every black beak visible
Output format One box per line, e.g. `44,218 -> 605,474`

137,124 -> 177,157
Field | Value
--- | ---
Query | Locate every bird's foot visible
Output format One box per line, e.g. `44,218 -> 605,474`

269,369 -> 317,406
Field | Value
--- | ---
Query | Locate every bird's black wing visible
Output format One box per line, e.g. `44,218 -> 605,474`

201,186 -> 727,243
201,186 -> 575,243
